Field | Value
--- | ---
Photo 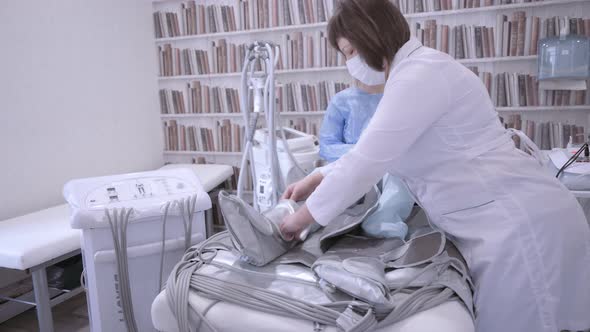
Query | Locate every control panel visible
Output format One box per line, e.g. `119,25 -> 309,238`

84,176 -> 196,208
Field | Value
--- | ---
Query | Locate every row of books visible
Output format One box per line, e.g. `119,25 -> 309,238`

164,120 -> 245,152
154,3 -> 237,38
501,114 -> 586,149
495,72 -> 588,107
164,117 -> 322,152
189,83 -> 240,114
496,13 -> 590,57
287,117 -> 321,137
158,42 -> 243,76
159,81 -> 349,114
413,14 -> 590,60
154,0 -> 338,38
153,0 -> 561,38
469,68 -> 589,107
276,81 -> 350,113
394,0 -> 543,14
278,31 -> 346,70
158,31 -> 346,76
415,21 -> 496,59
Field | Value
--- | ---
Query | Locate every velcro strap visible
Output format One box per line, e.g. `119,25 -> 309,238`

336,302 -> 377,332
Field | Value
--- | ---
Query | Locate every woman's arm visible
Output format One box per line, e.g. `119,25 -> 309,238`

307,74 -> 450,226
319,100 -> 354,162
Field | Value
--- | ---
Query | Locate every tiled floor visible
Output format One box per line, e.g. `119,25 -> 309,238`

0,294 -> 89,332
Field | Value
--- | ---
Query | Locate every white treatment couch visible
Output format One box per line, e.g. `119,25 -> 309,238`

151,289 -> 475,332
0,164 -> 233,332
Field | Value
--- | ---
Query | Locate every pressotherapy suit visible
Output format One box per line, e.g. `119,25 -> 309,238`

319,88 -> 414,239
307,37 -> 590,332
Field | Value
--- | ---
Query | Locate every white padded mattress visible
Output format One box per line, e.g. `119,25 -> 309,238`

159,164 -> 233,192
0,204 -> 80,270
151,290 -> 475,332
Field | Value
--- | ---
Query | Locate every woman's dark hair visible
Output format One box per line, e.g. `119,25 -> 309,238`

328,0 -> 410,71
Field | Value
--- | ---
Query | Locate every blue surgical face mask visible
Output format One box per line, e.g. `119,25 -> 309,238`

345,55 -> 386,86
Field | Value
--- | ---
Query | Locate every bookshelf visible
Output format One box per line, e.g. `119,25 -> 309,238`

157,55 -> 539,82
158,106 -> 590,119
152,0 -> 590,179
497,106 -> 590,112
163,151 -> 242,156
403,0 -> 589,18
457,55 -> 536,64
155,22 -> 328,43
161,111 -> 327,119
157,66 -> 348,81
153,0 -> 587,43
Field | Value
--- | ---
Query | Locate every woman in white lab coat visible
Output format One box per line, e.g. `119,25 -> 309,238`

280,0 -> 590,331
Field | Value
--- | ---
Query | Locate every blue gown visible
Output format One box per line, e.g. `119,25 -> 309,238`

319,87 -> 414,239
319,87 -> 382,162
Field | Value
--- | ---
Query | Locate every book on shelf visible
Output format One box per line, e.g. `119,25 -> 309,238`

163,120 -> 245,152
412,20 -> 495,59
277,81 -> 350,113
164,116 -> 322,153
159,89 -> 187,114
158,31 -> 346,77
414,14 -> 590,60
468,67 -> 589,109
467,66 -> 493,97
500,114 -> 586,149
287,117 -> 322,136
495,13 -> 590,57
279,31 -> 346,70
189,82 -> 241,114
393,0 -> 544,15
159,81 -> 350,115
416,21 -> 496,59
470,71 -> 589,107
153,0 -> 338,39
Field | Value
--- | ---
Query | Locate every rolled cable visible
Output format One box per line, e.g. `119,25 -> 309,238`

158,202 -> 171,291
248,57 -> 260,211
279,126 -> 308,178
175,195 -> 199,254
106,208 -> 138,332
265,43 -> 284,204
187,195 -> 197,249
271,42 -> 309,184
120,208 -> 138,332
237,48 -> 253,201
263,67 -> 280,207
557,143 -> 588,179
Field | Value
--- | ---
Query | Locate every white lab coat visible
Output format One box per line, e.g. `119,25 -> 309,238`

307,37 -> 590,332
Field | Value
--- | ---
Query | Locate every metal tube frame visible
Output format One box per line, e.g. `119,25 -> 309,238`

0,249 -> 82,332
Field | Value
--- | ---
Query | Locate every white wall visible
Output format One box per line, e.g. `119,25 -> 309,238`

0,0 -> 163,221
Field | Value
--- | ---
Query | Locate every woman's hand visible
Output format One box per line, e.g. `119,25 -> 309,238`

280,204 -> 315,241
282,172 -> 324,201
